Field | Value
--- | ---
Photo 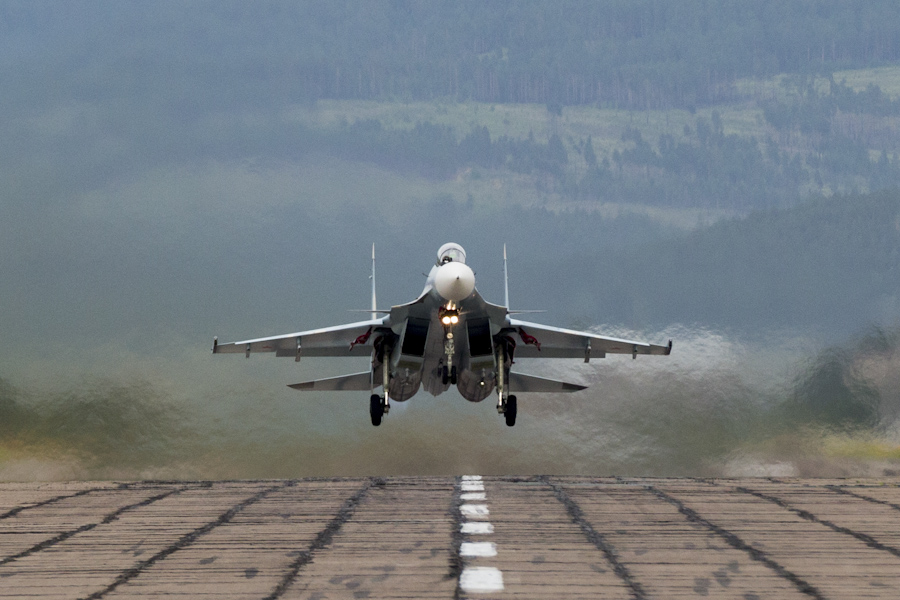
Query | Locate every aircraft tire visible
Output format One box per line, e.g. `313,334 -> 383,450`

370,394 -> 384,426
505,395 -> 517,427
441,366 -> 449,385
450,366 -> 458,385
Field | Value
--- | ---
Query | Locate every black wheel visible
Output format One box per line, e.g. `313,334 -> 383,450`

441,365 -> 449,385
370,394 -> 384,426
450,366 -> 458,385
505,395 -> 517,427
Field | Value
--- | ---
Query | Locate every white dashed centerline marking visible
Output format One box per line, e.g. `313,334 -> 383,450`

461,542 -> 498,557
461,522 -> 494,535
460,504 -> 489,518
460,566 -> 505,593
461,492 -> 486,501
459,475 -> 504,594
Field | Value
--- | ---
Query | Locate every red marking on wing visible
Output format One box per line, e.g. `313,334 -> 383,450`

517,327 -> 541,351
349,327 -> 373,350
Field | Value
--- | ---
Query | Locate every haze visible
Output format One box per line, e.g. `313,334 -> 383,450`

1,2 -> 898,480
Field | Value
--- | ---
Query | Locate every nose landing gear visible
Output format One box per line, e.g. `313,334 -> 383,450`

441,365 -> 458,386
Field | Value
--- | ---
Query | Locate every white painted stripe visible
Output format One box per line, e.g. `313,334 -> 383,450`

460,566 -> 504,593
461,492 -> 486,501
461,482 -> 484,492
461,522 -> 494,534
460,504 -> 489,518
461,542 -> 497,557
461,475 -> 483,481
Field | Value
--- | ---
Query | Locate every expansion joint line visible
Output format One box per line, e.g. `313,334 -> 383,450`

0,485 -> 125,521
541,475 -> 648,600
736,486 -> 900,560
80,480 -> 297,600
826,484 -> 900,513
0,486 -> 187,567
448,475 -> 464,600
649,486 -> 826,600
263,477 -> 384,600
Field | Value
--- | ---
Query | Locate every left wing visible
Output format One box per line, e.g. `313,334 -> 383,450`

508,372 -> 586,393
508,319 -> 672,360
213,318 -> 386,358
288,371 -> 372,391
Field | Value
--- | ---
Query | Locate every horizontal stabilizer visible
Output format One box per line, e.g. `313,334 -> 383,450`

288,371 -> 372,391
508,372 -> 586,393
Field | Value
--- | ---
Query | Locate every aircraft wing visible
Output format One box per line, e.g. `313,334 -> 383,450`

213,318 -> 386,358
508,319 -> 672,360
288,371 -> 372,391
508,372 -> 586,393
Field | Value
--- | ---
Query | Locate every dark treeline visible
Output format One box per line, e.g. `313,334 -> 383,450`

2,2 -> 900,213
276,116 -> 898,211
2,1 -> 900,111
583,188 -> 900,334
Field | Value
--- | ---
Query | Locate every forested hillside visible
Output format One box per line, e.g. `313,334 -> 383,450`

3,1 -> 900,214
582,189 -> 900,334
3,1 -> 900,341
5,1 -> 898,109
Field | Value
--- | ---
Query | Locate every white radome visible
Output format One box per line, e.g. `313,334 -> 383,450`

435,261 -> 476,301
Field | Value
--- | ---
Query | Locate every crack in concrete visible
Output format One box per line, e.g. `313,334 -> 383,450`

648,486 -> 826,600
262,477 -> 383,600
826,485 -> 900,513
737,486 -> 900,560
79,480 -> 296,600
542,475 -> 648,600
0,485 -> 187,567
448,475 -> 464,600
0,484 -> 130,521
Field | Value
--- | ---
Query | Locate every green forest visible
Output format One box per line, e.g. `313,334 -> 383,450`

7,0 -> 898,108
5,1 -> 900,212
2,1 -> 900,338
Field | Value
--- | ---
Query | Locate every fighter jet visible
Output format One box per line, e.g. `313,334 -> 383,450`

213,243 -> 671,426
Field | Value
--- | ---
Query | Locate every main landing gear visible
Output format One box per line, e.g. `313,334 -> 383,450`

370,357 -> 392,426
495,341 -> 517,426
498,395 -> 517,427
370,394 -> 390,426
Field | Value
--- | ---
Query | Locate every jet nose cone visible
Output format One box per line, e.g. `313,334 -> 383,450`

434,261 -> 475,301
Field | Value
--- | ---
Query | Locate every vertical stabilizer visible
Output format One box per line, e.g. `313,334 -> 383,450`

503,243 -> 510,308
371,243 -> 377,319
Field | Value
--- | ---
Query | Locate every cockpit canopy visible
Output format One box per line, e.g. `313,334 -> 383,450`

436,243 -> 467,266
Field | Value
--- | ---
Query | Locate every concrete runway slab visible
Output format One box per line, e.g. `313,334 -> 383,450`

1,477 -> 899,599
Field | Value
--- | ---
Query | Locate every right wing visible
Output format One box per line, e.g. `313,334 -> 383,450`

213,318 -> 386,358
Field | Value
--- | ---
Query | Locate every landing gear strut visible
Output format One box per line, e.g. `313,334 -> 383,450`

496,341 -> 517,426
369,358 -> 391,426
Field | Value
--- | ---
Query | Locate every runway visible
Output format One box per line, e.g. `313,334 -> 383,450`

1,477 -> 899,599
